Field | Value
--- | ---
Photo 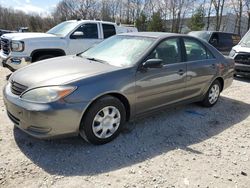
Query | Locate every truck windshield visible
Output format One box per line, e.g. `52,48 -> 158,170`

47,21 -> 79,37
80,35 -> 155,67
188,31 -> 211,41
240,30 -> 250,47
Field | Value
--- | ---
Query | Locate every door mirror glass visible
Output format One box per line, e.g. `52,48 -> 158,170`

143,59 -> 163,69
72,31 -> 84,39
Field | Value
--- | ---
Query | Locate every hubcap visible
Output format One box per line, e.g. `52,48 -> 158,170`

208,84 -> 220,104
92,106 -> 121,139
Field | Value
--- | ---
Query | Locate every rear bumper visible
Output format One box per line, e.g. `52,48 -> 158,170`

3,83 -> 88,139
0,51 -> 31,71
235,63 -> 250,77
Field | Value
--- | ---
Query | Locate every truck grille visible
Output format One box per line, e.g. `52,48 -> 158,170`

11,81 -> 28,96
235,53 -> 250,65
0,37 -> 10,55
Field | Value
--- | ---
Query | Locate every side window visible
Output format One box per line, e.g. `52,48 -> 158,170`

72,23 -> 98,39
219,33 -> 232,47
148,38 -> 181,64
102,24 -> 116,39
184,38 -> 214,61
209,33 -> 219,46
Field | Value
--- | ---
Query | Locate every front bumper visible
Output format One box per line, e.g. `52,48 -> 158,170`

0,51 -> 31,71
235,63 -> 250,77
3,83 -> 88,139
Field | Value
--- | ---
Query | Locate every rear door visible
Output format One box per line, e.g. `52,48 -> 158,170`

182,37 -> 217,99
135,37 -> 187,114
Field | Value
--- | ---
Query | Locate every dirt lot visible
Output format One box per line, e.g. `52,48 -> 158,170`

0,67 -> 250,188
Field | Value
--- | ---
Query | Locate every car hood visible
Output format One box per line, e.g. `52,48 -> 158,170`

1,32 -> 58,41
10,56 -> 120,88
233,44 -> 250,53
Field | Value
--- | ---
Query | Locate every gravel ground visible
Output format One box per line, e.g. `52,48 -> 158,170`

0,67 -> 250,188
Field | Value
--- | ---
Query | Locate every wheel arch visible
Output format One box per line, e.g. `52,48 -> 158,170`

215,77 -> 224,91
201,76 -> 225,99
81,92 -> 131,125
31,49 -> 66,62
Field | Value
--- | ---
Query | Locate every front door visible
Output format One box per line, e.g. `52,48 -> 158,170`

182,37 -> 218,99
135,38 -> 187,114
68,23 -> 102,54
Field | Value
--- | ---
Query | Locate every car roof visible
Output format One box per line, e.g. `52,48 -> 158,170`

66,19 -> 117,25
119,32 -> 184,39
189,30 -> 240,36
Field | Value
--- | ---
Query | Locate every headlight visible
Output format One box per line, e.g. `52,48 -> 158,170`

21,86 -> 76,103
229,49 -> 236,57
11,41 -> 24,52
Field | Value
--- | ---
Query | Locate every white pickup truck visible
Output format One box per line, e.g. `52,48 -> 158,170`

0,20 -> 137,71
229,29 -> 250,77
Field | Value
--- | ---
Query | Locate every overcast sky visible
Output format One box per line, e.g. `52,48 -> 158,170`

0,0 -> 60,16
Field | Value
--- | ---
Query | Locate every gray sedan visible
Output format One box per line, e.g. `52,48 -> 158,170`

3,32 -> 234,144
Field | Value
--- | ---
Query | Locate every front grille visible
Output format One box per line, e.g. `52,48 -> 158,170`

7,111 -> 20,125
0,37 -> 10,55
235,53 -> 250,65
11,81 -> 28,96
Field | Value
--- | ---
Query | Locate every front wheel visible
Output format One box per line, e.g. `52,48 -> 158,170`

79,96 -> 126,145
201,80 -> 221,107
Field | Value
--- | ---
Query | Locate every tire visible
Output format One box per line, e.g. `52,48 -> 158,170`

201,80 -> 221,107
35,54 -> 55,62
79,96 -> 126,145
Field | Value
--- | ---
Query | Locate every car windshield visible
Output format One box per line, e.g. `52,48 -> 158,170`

240,30 -> 250,47
80,35 -> 156,67
188,31 -> 211,41
47,21 -> 79,37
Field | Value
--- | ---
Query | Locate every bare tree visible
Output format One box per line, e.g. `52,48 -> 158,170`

212,0 -> 225,31
167,0 -> 195,33
245,0 -> 250,30
206,0 -> 213,30
0,5 -> 56,32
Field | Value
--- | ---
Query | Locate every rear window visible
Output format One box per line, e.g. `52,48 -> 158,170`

218,33 -> 233,46
184,38 -> 215,61
102,24 -> 116,39
232,34 -> 241,45
215,33 -> 240,46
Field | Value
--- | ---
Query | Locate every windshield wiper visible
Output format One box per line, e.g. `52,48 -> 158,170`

86,57 -> 108,64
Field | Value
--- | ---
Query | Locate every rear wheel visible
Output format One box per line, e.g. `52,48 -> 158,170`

201,80 -> 221,107
79,96 -> 126,145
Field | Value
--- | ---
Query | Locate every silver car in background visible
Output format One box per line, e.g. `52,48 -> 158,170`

3,32 -> 234,144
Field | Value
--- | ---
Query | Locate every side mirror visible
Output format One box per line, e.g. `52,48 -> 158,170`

142,59 -> 163,69
71,31 -> 84,39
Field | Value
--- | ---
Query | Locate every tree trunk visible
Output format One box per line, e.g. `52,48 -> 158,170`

207,0 -> 212,30
218,0 -> 225,31
213,0 -> 220,31
248,12 -> 250,30
237,0 -> 242,35
234,14 -> 238,34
